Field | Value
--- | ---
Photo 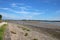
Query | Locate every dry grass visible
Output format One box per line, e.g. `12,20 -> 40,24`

22,27 -> 30,31
11,31 -> 16,34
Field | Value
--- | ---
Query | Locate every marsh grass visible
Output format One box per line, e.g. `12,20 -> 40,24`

0,24 -> 7,40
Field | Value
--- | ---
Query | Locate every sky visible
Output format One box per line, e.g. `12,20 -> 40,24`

0,0 -> 60,20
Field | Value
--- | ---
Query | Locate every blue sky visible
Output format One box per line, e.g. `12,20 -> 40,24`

0,0 -> 60,20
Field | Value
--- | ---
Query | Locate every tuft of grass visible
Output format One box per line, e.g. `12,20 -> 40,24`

22,27 -> 30,31
0,24 -> 7,40
27,29 -> 30,31
22,27 -> 27,30
11,31 -> 16,34
24,33 -> 28,36
33,38 -> 38,40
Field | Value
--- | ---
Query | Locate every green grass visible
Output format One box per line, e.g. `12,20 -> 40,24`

0,24 -> 7,40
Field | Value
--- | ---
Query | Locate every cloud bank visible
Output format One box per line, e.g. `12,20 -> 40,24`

0,3 -> 44,20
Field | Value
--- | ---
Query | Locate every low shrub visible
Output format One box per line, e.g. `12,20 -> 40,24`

22,27 -> 30,31
24,33 -> 28,36
33,38 -> 38,40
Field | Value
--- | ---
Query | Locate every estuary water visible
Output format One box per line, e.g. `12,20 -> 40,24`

41,22 -> 60,26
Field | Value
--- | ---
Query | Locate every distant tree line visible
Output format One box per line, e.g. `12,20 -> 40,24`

0,15 -> 2,23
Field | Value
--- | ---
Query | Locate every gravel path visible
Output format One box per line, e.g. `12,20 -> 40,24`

4,23 -> 59,40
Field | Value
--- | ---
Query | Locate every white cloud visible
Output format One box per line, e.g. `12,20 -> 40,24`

0,7 -> 44,15
0,7 -> 29,14
11,3 -> 17,7
0,8 -> 44,20
21,15 -> 33,20
47,17 -> 60,20
17,3 -> 25,6
10,3 -> 32,11
0,12 -> 21,20
19,7 -> 28,11
0,3 -> 45,20
33,12 -> 44,15
10,3 -> 25,7
10,3 -> 42,15
0,8 -> 9,10
0,12 -> 33,20
16,11 -> 30,14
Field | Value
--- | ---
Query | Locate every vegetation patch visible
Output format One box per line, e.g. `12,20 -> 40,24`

11,31 -> 16,34
22,27 -> 30,31
24,33 -> 28,36
0,24 -> 7,40
33,38 -> 38,40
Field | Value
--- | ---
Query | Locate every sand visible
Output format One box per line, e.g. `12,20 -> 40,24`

0,22 -> 7,27
4,23 -> 59,40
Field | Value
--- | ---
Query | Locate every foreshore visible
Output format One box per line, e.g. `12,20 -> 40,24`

4,21 -> 60,40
